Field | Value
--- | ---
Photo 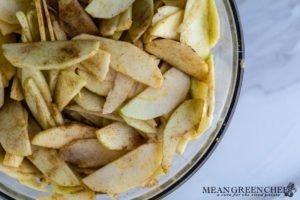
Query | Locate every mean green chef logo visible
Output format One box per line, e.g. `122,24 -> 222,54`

202,182 -> 297,198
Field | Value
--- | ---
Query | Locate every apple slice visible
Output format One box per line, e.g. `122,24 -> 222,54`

60,139 -> 125,168
152,5 -> 181,25
129,0 -> 153,42
0,73 -> 3,108
117,7 -> 132,32
78,69 -> 115,96
86,0 -> 135,19
81,49 -> 110,82
73,34 -> 163,88
23,78 -> 56,129
180,0 -> 210,58
0,98 -> 31,156
65,104 -> 123,122
0,34 -> 16,88
83,142 -> 162,194
0,0 -> 32,25
32,123 -> 97,149
162,99 -> 204,172
21,69 -> 52,102
0,20 -> 20,36
55,69 -> 87,111
10,76 -> 24,101
162,0 -> 186,7
2,40 -> 100,70
103,73 -> 135,114
194,54 -> 215,138
120,68 -> 190,120
145,39 -> 208,80
3,153 -> 24,168
96,122 -> 143,150
100,15 -> 120,36
37,190 -> 95,200
59,0 -> 98,38
150,10 -> 183,40
121,115 -> 157,137
28,147 -> 81,187
208,0 -> 220,47
74,88 -> 105,112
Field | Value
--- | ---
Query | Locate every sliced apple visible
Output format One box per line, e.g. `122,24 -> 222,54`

74,88 -> 105,112
180,0 -> 210,59
0,34 -> 16,88
86,0 -> 135,19
129,0 -> 154,42
191,79 -> 209,100
65,104 -> 123,122
110,31 -> 123,40
37,190 -> 95,200
103,73 -> 135,114
145,39 -> 208,80
121,68 -> 190,120
26,10 -> 40,42
206,54 -> 215,125
127,82 -> 146,98
152,5 -> 181,25
83,142 -> 162,194
0,73 -> 3,108
0,0 -> 32,25
28,147 -> 81,187
59,0 -> 98,38
52,20 -> 67,41
34,0 -> 46,41
42,0 -> 55,41
47,70 -> 60,96
52,184 -> 85,195
150,10 -> 183,40
162,0 -> 186,7
55,69 -> 87,110
23,78 -> 56,129
21,69 -> 52,102
208,0 -> 220,47
176,128 -> 196,155
2,40 -> 100,70
32,123 -> 97,149
96,122 -> 143,150
100,15 -> 120,36
60,139 -> 125,168
117,7 -> 132,31
78,112 -> 104,127
162,99 -> 204,172
3,153 -> 24,168
7,158 -> 40,175
121,115 -> 157,137
10,76 -> 24,101
78,69 -> 115,96
0,20 -> 20,36
81,49 -> 111,82
73,34 -> 163,88
0,98 -> 32,156
16,11 -> 32,42
48,103 -> 65,126
28,116 -> 42,139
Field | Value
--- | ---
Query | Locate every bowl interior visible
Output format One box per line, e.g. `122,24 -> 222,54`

0,0 -> 243,199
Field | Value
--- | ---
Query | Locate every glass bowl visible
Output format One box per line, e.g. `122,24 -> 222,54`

0,0 -> 244,199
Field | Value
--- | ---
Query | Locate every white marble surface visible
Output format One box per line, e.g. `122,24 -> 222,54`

167,0 -> 300,199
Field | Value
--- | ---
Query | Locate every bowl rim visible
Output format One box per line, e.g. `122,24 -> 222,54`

149,0 -> 245,199
0,0 -> 244,199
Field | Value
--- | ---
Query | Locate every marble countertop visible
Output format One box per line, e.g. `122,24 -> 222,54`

167,0 -> 300,199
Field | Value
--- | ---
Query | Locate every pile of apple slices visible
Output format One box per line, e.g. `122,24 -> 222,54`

0,0 -> 220,198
